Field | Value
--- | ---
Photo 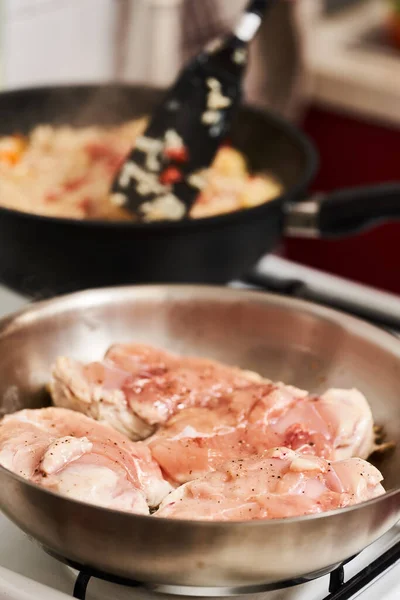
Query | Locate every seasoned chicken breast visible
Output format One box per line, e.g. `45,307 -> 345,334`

156,447 -> 385,521
0,407 -> 172,512
147,384 -> 375,484
50,343 -> 263,439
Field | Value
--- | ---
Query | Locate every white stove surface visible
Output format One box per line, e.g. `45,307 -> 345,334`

0,513 -> 399,600
0,270 -> 398,600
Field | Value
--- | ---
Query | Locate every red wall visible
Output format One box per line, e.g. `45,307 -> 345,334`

282,106 -> 400,294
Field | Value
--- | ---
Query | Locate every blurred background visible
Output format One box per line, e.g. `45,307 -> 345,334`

1,0 -> 399,293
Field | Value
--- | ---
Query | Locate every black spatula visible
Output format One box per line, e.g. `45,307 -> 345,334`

111,0 -> 274,222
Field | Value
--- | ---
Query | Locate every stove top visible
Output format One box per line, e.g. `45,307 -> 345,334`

0,258 -> 398,600
0,514 -> 399,600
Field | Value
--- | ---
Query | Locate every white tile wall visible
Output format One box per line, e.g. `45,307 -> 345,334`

119,0 -> 184,87
2,0 -> 118,89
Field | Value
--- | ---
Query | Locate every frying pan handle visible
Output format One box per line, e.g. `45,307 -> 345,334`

285,182 -> 400,238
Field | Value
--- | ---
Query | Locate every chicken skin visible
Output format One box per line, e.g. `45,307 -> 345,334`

147,384 -> 375,483
0,407 -> 172,512
50,343 -> 263,439
156,447 -> 385,521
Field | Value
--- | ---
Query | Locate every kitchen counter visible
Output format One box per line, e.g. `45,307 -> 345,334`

305,0 -> 400,127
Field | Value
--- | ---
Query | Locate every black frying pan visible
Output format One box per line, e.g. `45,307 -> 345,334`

0,84 -> 399,299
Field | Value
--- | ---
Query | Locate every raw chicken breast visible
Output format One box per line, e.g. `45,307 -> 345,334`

50,357 -> 154,441
147,405 -> 260,484
249,386 -> 375,461
0,407 -> 172,512
50,343 -> 262,439
155,447 -> 385,521
147,384 -> 375,484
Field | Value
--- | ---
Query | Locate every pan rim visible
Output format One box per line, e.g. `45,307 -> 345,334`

1,462 -> 398,528
0,284 -> 399,527
0,82 -> 318,230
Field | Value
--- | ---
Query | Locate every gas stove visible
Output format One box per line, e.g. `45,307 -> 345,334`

0,257 -> 399,600
0,514 -> 399,600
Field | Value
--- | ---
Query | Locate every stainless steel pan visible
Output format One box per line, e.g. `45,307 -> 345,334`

0,286 -> 399,595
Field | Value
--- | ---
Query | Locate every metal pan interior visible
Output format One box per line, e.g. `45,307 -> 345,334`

0,286 -> 398,588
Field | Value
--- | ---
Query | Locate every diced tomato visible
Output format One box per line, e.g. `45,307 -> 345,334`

85,143 -> 112,161
78,197 -> 94,215
195,192 -> 208,205
44,192 -> 59,204
63,176 -> 87,192
159,166 -> 183,185
105,154 -> 126,174
164,146 -> 188,162
85,143 -> 125,174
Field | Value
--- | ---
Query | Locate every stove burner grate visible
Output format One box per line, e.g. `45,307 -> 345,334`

71,540 -> 400,599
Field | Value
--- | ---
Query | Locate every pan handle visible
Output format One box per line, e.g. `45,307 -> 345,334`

285,182 -> 400,238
